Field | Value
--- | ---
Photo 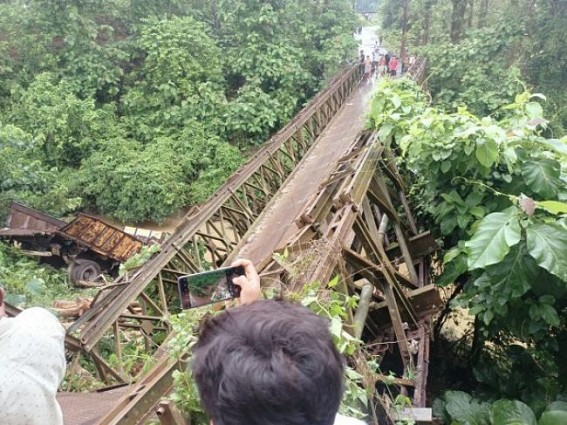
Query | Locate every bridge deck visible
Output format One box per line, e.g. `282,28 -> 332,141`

235,83 -> 376,265
58,387 -> 131,425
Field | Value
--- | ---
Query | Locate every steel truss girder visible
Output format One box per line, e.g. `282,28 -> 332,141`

65,64 -> 362,384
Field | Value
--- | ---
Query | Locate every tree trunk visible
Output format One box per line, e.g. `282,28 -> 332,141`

400,0 -> 409,61
423,0 -> 434,45
467,0 -> 475,28
478,0 -> 489,28
450,0 -> 468,42
210,0 -> 221,35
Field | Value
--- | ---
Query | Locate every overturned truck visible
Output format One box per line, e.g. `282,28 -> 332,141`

0,202 -> 145,283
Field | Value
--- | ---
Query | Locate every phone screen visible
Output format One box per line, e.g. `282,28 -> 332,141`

178,266 -> 245,309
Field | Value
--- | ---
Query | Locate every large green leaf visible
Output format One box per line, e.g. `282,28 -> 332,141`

537,200 -> 567,215
521,160 -> 561,198
530,268 -> 567,300
438,254 -> 468,286
539,402 -> 567,425
475,138 -> 498,167
377,122 -> 394,140
526,223 -> 567,282
432,398 -> 450,424
443,391 -> 491,425
538,401 -> 567,425
492,400 -> 536,425
539,412 -> 567,425
545,401 -> 567,412
539,138 -> 567,157
525,101 -> 544,118
537,403 -> 567,425
466,207 -> 522,270
485,244 -> 536,298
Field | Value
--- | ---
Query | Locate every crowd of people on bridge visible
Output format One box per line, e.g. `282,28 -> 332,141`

359,42 -> 416,83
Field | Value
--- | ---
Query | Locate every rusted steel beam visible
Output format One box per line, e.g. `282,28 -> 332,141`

343,247 -> 416,290
97,357 -> 181,425
156,401 -> 189,425
384,231 -> 438,260
376,374 -> 415,387
409,324 -> 431,408
369,285 -> 442,327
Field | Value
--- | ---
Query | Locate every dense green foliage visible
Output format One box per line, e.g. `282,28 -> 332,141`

0,0 -> 357,223
0,243 -> 84,309
434,391 -> 567,425
368,78 -> 567,413
376,0 -> 567,415
378,0 -> 567,135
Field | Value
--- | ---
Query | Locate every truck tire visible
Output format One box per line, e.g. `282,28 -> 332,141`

70,259 -> 102,284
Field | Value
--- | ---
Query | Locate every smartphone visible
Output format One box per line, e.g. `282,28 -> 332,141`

177,266 -> 245,309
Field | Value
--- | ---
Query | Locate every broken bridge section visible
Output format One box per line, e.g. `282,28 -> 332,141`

64,64 -> 362,385
59,62 -> 439,425
250,130 -> 441,410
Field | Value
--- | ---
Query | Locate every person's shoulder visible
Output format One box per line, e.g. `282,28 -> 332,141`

17,307 -> 65,336
20,306 -> 58,321
334,413 -> 367,425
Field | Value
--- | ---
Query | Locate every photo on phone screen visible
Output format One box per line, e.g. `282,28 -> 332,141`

178,266 -> 245,309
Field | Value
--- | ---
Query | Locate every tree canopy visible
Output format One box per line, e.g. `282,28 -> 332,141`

378,0 -> 567,135
0,0 -> 357,223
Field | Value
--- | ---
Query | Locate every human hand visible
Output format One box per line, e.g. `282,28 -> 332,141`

231,258 -> 261,305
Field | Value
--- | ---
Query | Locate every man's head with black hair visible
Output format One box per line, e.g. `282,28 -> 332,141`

192,300 -> 344,425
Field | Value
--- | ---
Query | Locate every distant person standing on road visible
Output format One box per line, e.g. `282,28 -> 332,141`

389,55 -> 399,77
359,50 -> 365,78
379,54 -> 387,77
384,51 -> 391,67
364,56 -> 372,83
401,56 -> 408,74
409,54 -> 416,69
371,50 -> 379,78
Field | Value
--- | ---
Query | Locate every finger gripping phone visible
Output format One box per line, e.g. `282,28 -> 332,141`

178,266 -> 245,309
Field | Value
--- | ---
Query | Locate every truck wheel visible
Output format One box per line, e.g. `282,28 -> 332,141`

70,259 -> 102,283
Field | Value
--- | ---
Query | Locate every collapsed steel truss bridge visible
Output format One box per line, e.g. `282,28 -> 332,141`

12,58 -> 439,425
